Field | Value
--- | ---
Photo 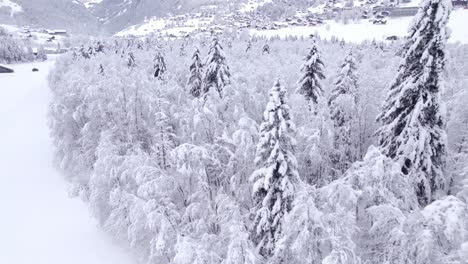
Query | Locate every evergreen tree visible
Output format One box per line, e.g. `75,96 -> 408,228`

262,43 -> 270,55
127,52 -> 136,68
328,52 -> 359,176
153,51 -> 166,79
376,0 -> 452,206
95,41 -> 104,53
154,94 -> 174,170
246,40 -> 252,52
296,42 -> 325,113
204,37 -> 231,97
187,48 -> 204,98
456,134 -> 468,154
179,43 -> 186,57
250,80 -> 299,258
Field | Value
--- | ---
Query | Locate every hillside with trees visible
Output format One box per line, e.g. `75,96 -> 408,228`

47,0 -> 468,262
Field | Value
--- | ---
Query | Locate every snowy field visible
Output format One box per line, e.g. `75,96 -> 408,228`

0,58 -> 135,264
251,9 -> 468,43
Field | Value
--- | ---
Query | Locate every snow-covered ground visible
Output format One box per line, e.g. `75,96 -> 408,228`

80,0 -> 104,9
0,58 -> 136,264
251,9 -> 468,43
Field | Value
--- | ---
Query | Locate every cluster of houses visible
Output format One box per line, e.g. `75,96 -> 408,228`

18,27 -> 68,42
148,0 -> 440,39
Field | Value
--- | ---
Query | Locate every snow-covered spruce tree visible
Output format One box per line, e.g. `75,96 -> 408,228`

179,43 -> 186,57
296,42 -> 325,114
127,52 -> 136,68
376,0 -> 452,206
250,80 -> 299,258
153,51 -> 167,79
456,134 -> 468,154
328,52 -> 359,176
153,94 -> 175,170
204,37 -> 231,97
187,48 -> 204,98
262,43 -> 270,55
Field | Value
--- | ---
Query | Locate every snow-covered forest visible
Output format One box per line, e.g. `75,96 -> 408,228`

47,0 -> 468,263
0,26 -> 47,64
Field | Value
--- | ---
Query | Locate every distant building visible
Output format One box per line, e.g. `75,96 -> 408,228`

48,30 -> 68,36
374,6 -> 419,17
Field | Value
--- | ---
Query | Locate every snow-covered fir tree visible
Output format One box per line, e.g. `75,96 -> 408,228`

328,52 -> 359,176
246,40 -> 252,52
187,48 -> 204,98
262,43 -> 270,55
179,42 -> 186,57
204,37 -> 231,97
376,0 -> 452,206
153,51 -> 167,79
296,42 -> 325,113
127,52 -> 136,68
250,80 -> 299,258
456,134 -> 468,154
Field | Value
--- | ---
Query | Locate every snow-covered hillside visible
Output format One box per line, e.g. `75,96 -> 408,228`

251,9 -> 468,43
0,58 -> 136,264
116,8 -> 468,44
0,0 -> 100,34
0,0 -> 23,16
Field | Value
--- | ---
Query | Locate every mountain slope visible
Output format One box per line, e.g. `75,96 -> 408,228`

0,0 -> 100,34
89,0 -> 183,33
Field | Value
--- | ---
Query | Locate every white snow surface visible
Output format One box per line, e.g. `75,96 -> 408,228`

0,57 -> 136,264
79,0 -> 103,8
0,0 -> 23,16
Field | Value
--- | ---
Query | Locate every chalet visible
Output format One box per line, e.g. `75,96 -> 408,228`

374,6 -> 419,17
48,30 -> 68,36
390,7 -> 419,16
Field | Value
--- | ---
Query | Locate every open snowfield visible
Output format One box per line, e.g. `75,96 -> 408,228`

0,58 -> 136,264
251,9 -> 468,43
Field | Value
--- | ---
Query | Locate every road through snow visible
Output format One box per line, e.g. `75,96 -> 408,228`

0,58 -> 136,264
